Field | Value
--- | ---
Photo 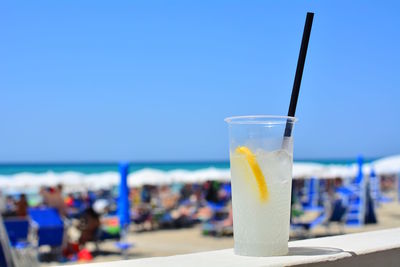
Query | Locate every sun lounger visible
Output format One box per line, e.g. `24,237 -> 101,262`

301,178 -> 321,210
1,215 -> 39,267
3,217 -> 29,247
291,206 -> 326,237
28,208 -> 64,247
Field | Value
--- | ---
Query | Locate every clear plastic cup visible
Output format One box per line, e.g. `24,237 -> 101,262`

225,115 -> 297,256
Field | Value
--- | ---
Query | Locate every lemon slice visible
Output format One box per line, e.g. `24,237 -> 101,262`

235,146 -> 269,202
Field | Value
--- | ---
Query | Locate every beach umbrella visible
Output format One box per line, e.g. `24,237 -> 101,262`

372,154 -> 400,175
354,155 -> 364,184
365,167 -> 378,224
319,164 -> 354,179
292,162 -> 325,179
369,168 -> 379,202
372,154 -> 400,202
115,162 -> 134,256
117,162 -> 130,228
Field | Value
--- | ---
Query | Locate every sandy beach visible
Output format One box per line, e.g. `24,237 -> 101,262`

41,201 -> 400,266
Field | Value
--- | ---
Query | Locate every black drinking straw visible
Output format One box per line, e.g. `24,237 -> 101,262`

284,12 -> 314,139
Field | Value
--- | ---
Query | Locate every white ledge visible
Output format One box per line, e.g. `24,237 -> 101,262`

69,228 -> 400,267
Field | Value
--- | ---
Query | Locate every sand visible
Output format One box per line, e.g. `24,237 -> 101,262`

41,201 -> 400,266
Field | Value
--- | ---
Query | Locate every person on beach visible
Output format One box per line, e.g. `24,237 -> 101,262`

40,184 -> 67,217
16,193 -> 28,217
78,207 -> 101,247
1,195 -> 17,217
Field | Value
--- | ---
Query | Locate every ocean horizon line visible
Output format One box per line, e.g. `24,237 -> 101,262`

0,156 -> 380,166
0,157 -> 382,176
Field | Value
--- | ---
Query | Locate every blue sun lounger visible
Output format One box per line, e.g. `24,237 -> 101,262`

3,217 -> 29,247
1,215 -> 39,267
28,208 -> 64,247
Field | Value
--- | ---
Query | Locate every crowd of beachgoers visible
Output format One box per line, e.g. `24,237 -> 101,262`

1,174 -> 397,263
1,181 -> 235,262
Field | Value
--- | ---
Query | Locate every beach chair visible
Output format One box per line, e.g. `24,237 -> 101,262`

0,216 -> 39,267
342,156 -> 368,227
301,177 -> 321,210
202,202 -> 231,237
291,206 -> 326,238
3,217 -> 39,267
206,201 -> 226,213
0,216 -> 15,267
28,208 -> 64,260
369,168 -> 393,206
335,184 -> 362,227
158,211 -> 174,228
0,242 -> 9,267
93,216 -> 121,252
324,198 -> 348,234
3,217 -> 29,247
290,178 -> 327,237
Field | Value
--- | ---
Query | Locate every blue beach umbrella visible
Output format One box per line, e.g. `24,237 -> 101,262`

344,155 -> 365,226
354,155 -> 363,184
117,162 -> 130,228
365,168 -> 378,224
369,168 -> 379,200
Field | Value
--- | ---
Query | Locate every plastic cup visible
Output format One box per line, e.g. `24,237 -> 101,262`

225,115 -> 297,256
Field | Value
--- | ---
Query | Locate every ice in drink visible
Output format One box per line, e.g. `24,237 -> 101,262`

230,147 -> 293,256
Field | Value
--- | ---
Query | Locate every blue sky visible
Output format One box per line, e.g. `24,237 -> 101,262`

1,1 -> 400,162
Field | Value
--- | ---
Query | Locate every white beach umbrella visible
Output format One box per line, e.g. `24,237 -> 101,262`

292,162 -> 326,179
292,162 -> 356,180
320,164 -> 356,179
129,168 -> 174,187
372,155 -> 400,175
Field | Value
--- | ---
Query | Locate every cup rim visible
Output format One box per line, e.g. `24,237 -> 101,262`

224,115 -> 298,125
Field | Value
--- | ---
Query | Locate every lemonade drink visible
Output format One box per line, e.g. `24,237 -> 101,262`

225,116 -> 296,256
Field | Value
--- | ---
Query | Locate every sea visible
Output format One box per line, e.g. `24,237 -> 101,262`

0,158 -> 370,175
0,162 -> 230,175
